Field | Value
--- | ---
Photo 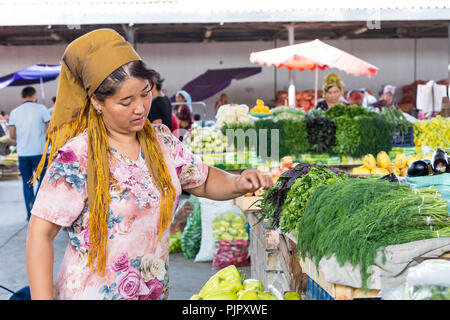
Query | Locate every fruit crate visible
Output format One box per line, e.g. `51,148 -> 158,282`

392,126 -> 414,147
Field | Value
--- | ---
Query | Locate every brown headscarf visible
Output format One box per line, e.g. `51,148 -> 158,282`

34,29 -> 176,276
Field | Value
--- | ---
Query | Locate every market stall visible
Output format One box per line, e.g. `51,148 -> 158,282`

177,93 -> 450,300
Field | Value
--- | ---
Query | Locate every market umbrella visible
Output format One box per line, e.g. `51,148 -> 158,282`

250,39 -> 378,107
172,67 -> 262,102
170,67 -> 262,119
0,64 -> 61,99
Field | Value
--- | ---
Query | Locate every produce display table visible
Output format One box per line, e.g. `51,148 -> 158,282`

237,199 -> 450,300
281,232 -> 381,300
279,231 -> 450,300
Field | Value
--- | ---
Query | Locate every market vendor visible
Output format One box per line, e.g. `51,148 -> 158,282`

315,73 -> 347,111
25,29 -> 272,300
371,85 -> 398,111
174,90 -> 192,114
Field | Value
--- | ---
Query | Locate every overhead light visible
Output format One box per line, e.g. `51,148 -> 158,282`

219,22 -> 224,26
353,26 -> 368,35
129,22 -> 134,27
47,24 -> 52,29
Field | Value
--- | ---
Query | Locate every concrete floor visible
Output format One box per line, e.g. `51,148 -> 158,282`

0,178 -> 250,300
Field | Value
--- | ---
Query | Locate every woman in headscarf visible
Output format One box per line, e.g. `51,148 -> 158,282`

175,90 -> 192,114
371,85 -> 398,111
315,73 -> 347,111
25,29 -> 272,300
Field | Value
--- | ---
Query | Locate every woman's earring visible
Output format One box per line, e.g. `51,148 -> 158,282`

96,109 -> 102,115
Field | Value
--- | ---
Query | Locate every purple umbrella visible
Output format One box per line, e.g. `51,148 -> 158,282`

171,67 -> 262,102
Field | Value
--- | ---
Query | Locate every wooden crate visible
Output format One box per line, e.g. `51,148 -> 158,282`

283,232 -> 450,300
233,196 -> 261,212
282,232 -> 380,300
247,211 -> 284,290
278,233 -> 308,295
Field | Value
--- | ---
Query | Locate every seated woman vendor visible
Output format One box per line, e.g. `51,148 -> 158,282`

315,73 -> 347,111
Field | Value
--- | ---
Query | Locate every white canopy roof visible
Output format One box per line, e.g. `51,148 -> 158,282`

0,0 -> 449,26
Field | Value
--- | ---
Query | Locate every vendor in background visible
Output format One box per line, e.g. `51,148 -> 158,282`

371,85 -> 398,111
348,91 -> 363,106
175,90 -> 192,114
177,104 -> 193,132
148,72 -> 173,131
0,111 -> 8,137
48,97 -> 56,116
315,73 -> 347,111
215,93 -> 228,113
347,89 -> 377,108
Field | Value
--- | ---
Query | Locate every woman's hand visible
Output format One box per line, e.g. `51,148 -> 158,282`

186,167 -> 273,201
234,169 -> 273,195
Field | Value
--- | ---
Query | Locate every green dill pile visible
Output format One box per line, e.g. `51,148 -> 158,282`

296,179 -> 450,291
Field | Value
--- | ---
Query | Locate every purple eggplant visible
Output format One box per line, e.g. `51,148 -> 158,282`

431,148 -> 449,174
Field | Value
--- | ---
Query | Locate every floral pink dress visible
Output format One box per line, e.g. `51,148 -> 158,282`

31,124 -> 209,300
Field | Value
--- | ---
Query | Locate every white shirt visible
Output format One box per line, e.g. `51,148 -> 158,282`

9,101 -> 51,156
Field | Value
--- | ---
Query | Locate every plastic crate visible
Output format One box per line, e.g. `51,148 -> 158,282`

392,126 -> 414,147
305,276 -> 334,300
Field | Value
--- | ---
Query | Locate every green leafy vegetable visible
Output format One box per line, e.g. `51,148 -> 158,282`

331,116 -> 360,156
255,163 -> 346,228
280,166 -> 349,234
325,104 -> 374,119
277,119 -> 310,158
296,179 -> 450,291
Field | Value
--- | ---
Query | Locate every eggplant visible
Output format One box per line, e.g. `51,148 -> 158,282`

407,160 -> 430,177
431,148 -> 449,174
380,173 -> 399,183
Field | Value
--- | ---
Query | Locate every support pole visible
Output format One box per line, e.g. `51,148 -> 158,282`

448,22 -> 450,82
122,24 -> 136,49
314,68 -> 319,107
287,23 -> 295,108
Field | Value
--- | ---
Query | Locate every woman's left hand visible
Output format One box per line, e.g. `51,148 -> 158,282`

234,169 -> 273,195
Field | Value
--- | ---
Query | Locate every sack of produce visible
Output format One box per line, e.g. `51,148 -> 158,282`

180,198 -> 202,259
404,259 -> 450,300
212,211 -> 250,269
194,199 -> 243,262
